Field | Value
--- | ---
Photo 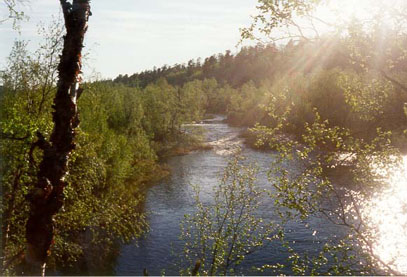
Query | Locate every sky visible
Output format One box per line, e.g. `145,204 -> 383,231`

0,0 -> 257,79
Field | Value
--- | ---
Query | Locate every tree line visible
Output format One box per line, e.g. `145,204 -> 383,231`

2,0 -> 407,274
115,38 -> 407,149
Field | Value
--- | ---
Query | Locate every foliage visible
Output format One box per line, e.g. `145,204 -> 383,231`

2,0 -> 407,275
179,156 -> 276,276
240,0 -> 322,42
1,0 -> 28,30
236,1 -> 407,274
250,101 -> 403,274
0,24 -> 208,274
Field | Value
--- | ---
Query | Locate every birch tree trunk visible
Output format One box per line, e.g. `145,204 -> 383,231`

23,1 -> 91,275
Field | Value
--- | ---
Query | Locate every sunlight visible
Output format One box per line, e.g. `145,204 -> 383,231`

3,0 -> 407,275
361,155 -> 407,274
316,0 -> 373,21
312,0 -> 404,32
272,0 -> 405,47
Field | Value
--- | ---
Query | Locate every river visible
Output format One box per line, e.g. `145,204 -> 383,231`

113,115 -> 407,275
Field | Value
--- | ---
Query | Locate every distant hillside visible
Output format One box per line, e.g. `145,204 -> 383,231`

112,39 -> 407,147
113,41 -> 351,89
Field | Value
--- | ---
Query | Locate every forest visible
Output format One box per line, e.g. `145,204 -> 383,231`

1,0 -> 407,276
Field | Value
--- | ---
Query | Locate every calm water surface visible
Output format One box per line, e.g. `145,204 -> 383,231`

114,116 -> 346,275
114,115 -> 407,275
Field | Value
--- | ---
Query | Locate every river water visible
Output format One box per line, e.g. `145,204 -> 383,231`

114,115 -> 407,275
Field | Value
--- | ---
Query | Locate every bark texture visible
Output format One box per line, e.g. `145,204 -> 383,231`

23,1 -> 91,275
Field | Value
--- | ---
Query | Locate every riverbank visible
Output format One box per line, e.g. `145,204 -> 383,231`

59,114 -> 406,275
113,113 -> 350,275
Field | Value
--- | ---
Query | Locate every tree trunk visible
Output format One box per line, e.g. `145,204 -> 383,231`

22,1 -> 91,275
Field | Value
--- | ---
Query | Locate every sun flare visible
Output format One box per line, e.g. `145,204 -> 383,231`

312,0 -> 406,32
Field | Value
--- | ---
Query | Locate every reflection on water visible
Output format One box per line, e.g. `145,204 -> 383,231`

115,117 -> 347,275
114,116 -> 405,275
360,155 -> 407,274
